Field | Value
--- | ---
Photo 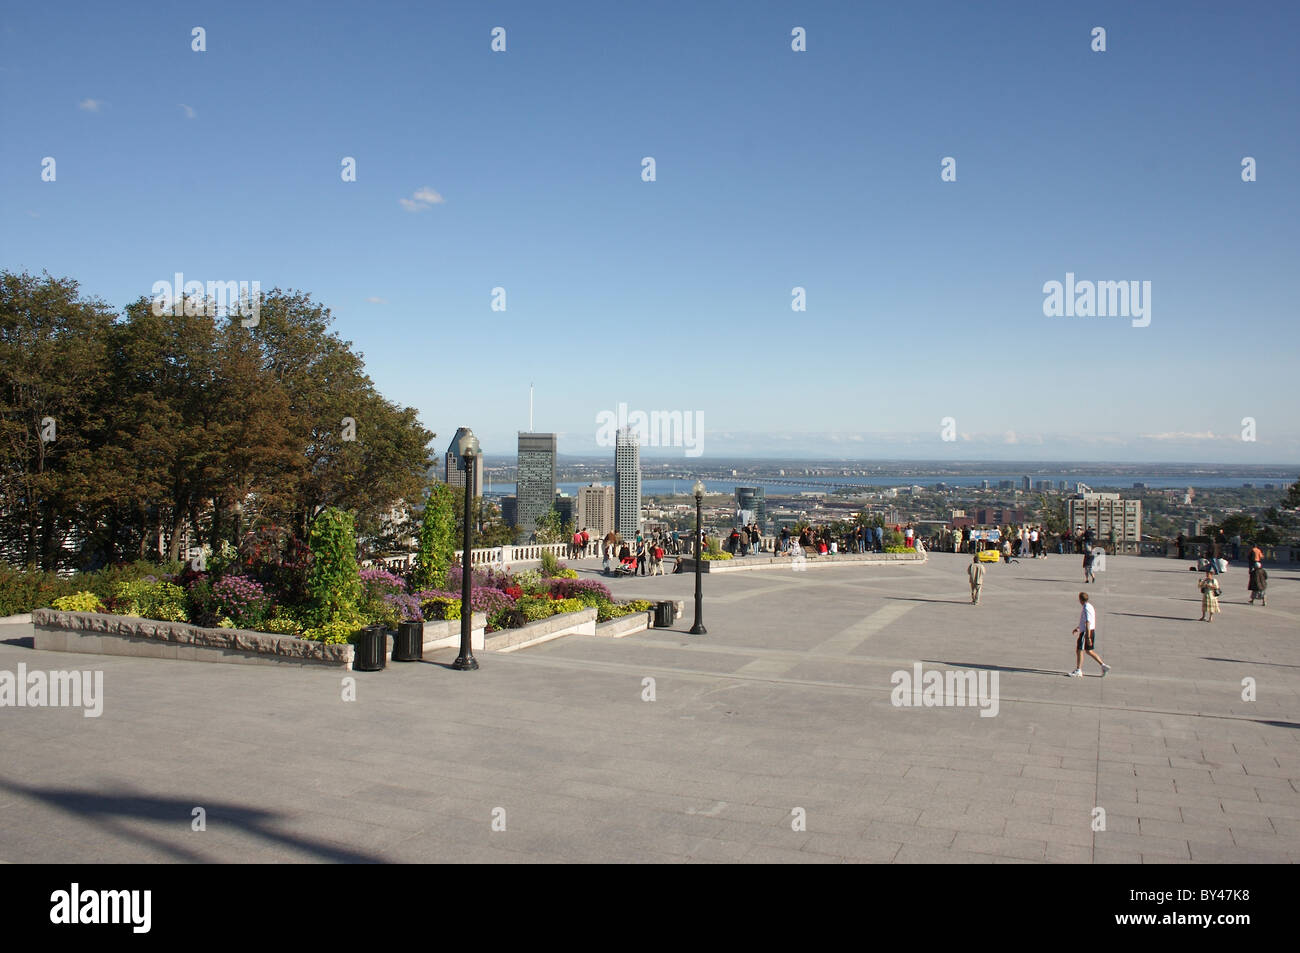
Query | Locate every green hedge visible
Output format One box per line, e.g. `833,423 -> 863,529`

0,560 -> 182,617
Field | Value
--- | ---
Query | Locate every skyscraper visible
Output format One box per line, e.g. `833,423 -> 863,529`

444,427 -> 484,497
1021,475 -> 1031,492
516,432 -> 557,539
615,427 -> 641,540
577,483 -> 615,537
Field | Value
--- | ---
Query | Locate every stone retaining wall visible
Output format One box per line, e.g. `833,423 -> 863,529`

484,607 -> 598,653
32,609 -> 354,668
595,611 -> 653,638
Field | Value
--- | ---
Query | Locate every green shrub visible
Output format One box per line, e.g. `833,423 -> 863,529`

549,597 -> 586,615
597,599 -> 655,622
305,507 -> 363,628
701,551 -> 733,561
514,568 -> 543,594
51,591 -> 106,613
0,566 -> 79,616
884,545 -> 915,554
412,483 -> 456,591
300,614 -> 366,644
421,597 -> 460,620
550,567 -> 578,579
0,561 -> 183,617
257,615 -> 302,636
114,579 -> 188,622
361,595 -> 402,630
540,549 -> 559,577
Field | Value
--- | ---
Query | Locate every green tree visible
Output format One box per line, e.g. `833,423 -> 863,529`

533,508 -> 565,544
412,483 -> 456,591
1283,478 -> 1300,510
0,271 -> 117,569
305,506 -> 362,626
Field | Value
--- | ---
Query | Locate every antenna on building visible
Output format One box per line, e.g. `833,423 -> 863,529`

529,383 -> 534,433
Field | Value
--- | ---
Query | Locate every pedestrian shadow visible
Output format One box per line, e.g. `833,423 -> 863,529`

1111,612 -> 1196,622
1204,656 -> 1300,670
887,596 -> 970,605
923,660 -> 1063,677
1252,720 -> 1300,730
0,777 -> 388,863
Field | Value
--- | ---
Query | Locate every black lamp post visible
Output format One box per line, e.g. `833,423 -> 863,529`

689,480 -> 707,635
453,429 -> 481,671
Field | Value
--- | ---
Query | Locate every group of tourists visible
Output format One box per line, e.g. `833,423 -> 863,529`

599,532 -> 674,576
726,523 -> 764,556
1196,546 -> 1268,622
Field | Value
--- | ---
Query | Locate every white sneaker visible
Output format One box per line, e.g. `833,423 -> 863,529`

1068,669 -> 1083,678
1100,663 -> 1111,676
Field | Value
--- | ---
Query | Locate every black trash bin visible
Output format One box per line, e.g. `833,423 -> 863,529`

353,624 -> 388,672
654,600 -> 676,627
392,620 -> 424,662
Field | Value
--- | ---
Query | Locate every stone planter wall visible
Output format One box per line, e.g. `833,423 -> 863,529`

483,607 -> 598,653
32,609 -> 354,668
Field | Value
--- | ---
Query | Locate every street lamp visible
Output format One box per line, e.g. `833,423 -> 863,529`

453,429 -> 481,671
690,480 -> 707,635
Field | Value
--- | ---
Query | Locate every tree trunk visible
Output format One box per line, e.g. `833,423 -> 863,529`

167,505 -> 185,563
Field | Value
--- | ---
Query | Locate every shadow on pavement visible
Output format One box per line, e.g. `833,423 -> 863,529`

1,635 -> 34,648
887,596 -> 969,605
923,660 -> 1064,677
1204,656 -> 1300,670
1111,612 -> 1195,622
0,777 -> 388,863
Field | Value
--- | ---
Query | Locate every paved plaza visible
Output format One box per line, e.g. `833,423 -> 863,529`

1,552 -> 1297,863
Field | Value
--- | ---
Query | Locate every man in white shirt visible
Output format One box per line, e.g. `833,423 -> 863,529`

1069,592 -> 1110,677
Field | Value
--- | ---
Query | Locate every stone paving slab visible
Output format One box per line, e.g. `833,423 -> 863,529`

0,552 -> 1296,863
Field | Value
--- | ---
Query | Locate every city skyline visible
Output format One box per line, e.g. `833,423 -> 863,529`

5,2 -> 1297,467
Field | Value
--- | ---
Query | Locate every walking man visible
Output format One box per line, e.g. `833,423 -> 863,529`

968,553 -> 986,605
1069,592 -> 1110,677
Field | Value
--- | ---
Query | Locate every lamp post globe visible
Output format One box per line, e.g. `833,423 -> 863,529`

690,480 -> 706,635
453,430 -> 481,671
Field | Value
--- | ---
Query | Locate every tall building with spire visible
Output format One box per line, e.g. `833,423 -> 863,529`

614,427 -> 641,540
516,432 -> 557,539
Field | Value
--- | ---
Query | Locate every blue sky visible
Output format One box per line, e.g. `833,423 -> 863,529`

3,1 -> 1298,463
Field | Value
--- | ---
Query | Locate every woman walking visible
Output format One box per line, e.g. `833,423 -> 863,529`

1082,547 -> 1096,584
1248,562 -> 1267,606
1199,569 -> 1221,622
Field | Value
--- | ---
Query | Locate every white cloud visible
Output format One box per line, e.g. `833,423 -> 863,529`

1141,431 -> 1219,441
399,186 -> 445,211
78,98 -> 103,112
179,104 -> 196,119
366,296 -> 387,304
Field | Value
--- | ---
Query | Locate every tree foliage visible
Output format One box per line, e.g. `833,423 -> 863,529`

0,271 -> 434,571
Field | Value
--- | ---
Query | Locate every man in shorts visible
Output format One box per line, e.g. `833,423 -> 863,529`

1069,591 -> 1110,677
